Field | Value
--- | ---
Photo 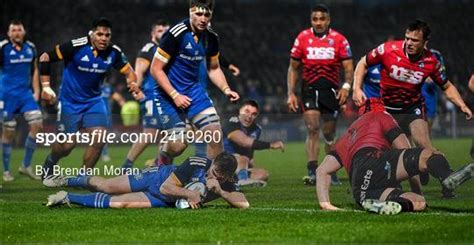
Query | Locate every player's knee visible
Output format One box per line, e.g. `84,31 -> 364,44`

402,148 -> 424,177
306,123 -> 320,135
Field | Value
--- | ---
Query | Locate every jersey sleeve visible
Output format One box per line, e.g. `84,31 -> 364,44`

337,35 -> 352,60
430,58 -> 448,89
137,43 -> 155,62
49,40 -> 76,62
206,31 -> 220,63
290,33 -> 304,60
155,31 -> 180,63
111,46 -> 130,73
223,117 -> 241,137
366,42 -> 387,67
379,112 -> 404,143
173,157 -> 210,185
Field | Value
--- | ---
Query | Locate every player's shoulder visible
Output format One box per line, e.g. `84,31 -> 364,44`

328,28 -> 348,40
25,40 -> 36,48
206,25 -> 219,38
140,42 -> 157,52
187,156 -> 211,168
110,43 -> 124,53
168,20 -> 191,38
0,39 -> 10,49
425,48 -> 444,63
70,36 -> 89,47
227,116 -> 241,124
296,27 -> 313,39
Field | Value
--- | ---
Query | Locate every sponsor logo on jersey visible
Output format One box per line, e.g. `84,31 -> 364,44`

306,47 -> 335,60
9,50 -> 16,55
81,55 -> 90,62
389,65 -> 424,84
185,42 -> 193,49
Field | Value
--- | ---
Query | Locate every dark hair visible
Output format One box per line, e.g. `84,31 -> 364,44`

241,100 -> 260,112
311,3 -> 330,15
407,19 -> 431,40
9,19 -> 23,26
213,152 -> 237,180
152,19 -> 169,32
92,17 -> 112,30
189,0 -> 214,11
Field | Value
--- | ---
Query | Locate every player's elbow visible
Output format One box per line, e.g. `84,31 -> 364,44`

233,201 -> 250,209
39,52 -> 50,62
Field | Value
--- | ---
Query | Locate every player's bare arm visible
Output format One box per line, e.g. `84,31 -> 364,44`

150,56 -> 192,109
160,173 -> 202,209
316,155 -> 342,211
207,57 -> 239,102
38,52 -> 57,105
32,57 -> 40,101
206,178 -> 249,209
352,56 -> 369,106
337,59 -> 354,105
121,64 -> 144,101
228,130 -> 284,152
286,58 -> 301,112
111,92 -> 126,107
468,73 -> 474,92
134,57 -> 150,88
441,81 -> 472,120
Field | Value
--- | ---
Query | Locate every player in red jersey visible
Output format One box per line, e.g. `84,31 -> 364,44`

353,20 -> 472,152
287,4 -> 354,185
316,98 -> 474,215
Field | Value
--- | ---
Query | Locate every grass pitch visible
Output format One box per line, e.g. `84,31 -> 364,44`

1,139 -> 473,243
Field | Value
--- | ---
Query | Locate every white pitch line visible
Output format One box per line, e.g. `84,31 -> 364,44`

251,207 -> 474,217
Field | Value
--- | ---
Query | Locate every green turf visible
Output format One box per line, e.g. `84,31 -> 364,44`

1,139 -> 473,243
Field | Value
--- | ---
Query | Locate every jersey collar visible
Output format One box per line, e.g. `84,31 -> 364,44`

311,28 -> 331,39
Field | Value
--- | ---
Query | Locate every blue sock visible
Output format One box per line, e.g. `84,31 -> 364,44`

194,142 -> 207,158
67,192 -> 111,208
122,158 -> 133,169
237,169 -> 249,181
102,144 -> 109,156
23,136 -> 37,168
66,175 -> 91,188
2,143 -> 12,172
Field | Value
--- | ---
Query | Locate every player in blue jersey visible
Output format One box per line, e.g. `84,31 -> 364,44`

0,20 -> 43,181
122,20 -> 170,170
223,100 -> 284,187
362,65 -> 382,99
39,18 -> 143,183
45,152 -> 249,209
100,81 -> 126,162
150,0 -> 240,165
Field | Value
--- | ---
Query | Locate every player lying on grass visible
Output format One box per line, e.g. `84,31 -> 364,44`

316,98 -> 473,215
222,100 -> 284,187
45,152 -> 249,209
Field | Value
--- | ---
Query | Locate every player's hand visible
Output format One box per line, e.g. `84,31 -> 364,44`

173,94 -> 192,109
132,90 -> 145,102
319,202 -> 342,211
225,89 -> 240,102
127,82 -> 140,94
460,105 -> 473,120
287,93 -> 299,112
352,88 -> 366,107
187,190 -> 202,209
41,87 -> 57,105
206,178 -> 223,195
336,88 -> 349,105
229,64 -> 240,77
270,141 -> 285,152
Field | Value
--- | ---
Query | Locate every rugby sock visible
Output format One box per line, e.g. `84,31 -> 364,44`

101,144 -> 109,157
194,142 -> 207,158
43,154 -> 60,177
122,158 -> 134,169
67,192 -> 111,208
307,161 -> 318,176
66,175 -> 91,188
2,143 -> 12,172
237,169 -> 249,181
23,136 -> 37,168
426,154 -> 452,182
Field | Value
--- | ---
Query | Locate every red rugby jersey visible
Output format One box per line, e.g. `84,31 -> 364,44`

366,40 -> 447,109
290,28 -> 352,88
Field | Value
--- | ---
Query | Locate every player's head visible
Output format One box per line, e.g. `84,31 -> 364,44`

90,17 -> 112,50
358,98 -> 386,116
311,4 -> 330,35
238,100 -> 260,127
189,0 -> 214,32
151,19 -> 169,43
7,20 -> 26,44
405,19 -> 431,56
209,152 -> 238,182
